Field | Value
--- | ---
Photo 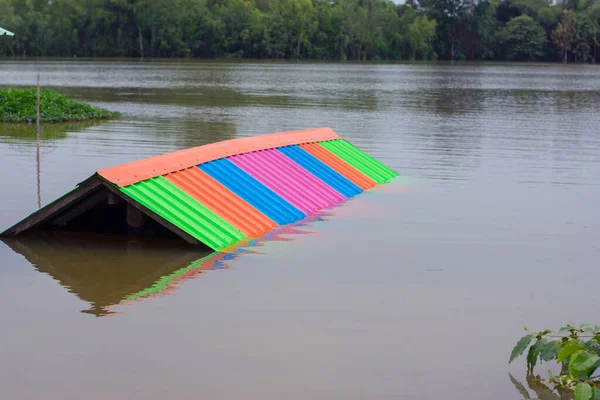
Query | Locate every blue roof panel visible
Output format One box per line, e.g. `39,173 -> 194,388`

278,145 -> 362,198
198,159 -> 305,225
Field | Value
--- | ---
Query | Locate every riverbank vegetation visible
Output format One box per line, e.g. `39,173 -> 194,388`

0,88 -> 119,122
0,0 -> 599,62
510,324 -> 600,400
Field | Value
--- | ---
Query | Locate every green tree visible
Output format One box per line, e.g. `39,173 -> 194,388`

510,0 -> 550,19
407,16 -> 437,59
552,10 -> 577,63
502,14 -> 546,60
0,0 -> 599,62
282,0 -> 317,59
586,2 -> 600,63
420,0 -> 467,60
573,13 -> 594,62
472,0 -> 503,60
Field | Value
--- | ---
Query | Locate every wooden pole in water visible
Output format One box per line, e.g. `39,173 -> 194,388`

36,73 -> 40,131
36,73 -> 41,209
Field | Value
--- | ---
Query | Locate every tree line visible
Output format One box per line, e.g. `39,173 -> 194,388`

0,0 -> 599,62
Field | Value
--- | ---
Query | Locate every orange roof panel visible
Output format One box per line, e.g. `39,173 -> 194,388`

98,127 -> 340,187
300,143 -> 376,190
164,167 -> 276,238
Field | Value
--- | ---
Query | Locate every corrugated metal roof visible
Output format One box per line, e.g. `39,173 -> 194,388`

99,128 -> 340,187
299,143 -> 377,190
319,139 -> 399,183
278,145 -> 362,199
2,128 -> 400,250
199,158 -> 305,225
164,167 -> 275,238
120,176 -> 246,250
229,149 -> 345,215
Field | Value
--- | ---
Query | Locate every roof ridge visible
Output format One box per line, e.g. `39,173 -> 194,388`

98,127 -> 339,187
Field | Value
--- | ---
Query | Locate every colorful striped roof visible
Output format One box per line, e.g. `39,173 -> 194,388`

1,128 -> 398,250
96,128 -> 398,250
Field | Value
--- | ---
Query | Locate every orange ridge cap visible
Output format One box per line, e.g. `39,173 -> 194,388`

98,127 -> 340,187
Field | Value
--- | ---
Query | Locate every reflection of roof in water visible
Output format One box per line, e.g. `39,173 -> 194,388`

3,231 -> 213,316
3,214 -> 327,316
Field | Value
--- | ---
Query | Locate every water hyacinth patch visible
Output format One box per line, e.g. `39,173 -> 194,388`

0,88 -> 119,123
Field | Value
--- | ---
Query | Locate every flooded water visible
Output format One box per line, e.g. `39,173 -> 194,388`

1,60 -> 599,399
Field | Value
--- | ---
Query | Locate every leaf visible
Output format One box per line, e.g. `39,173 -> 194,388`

571,351 -> 600,372
528,338 -> 548,371
584,328 -> 596,334
558,341 -> 584,363
561,325 -> 578,333
582,324 -> 595,334
569,351 -> 600,379
509,373 -> 531,399
585,339 -> 600,357
575,383 -> 593,400
511,334 -> 535,363
594,387 -> 600,400
540,340 -> 560,362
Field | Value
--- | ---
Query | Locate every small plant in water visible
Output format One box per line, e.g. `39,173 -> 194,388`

510,324 -> 600,399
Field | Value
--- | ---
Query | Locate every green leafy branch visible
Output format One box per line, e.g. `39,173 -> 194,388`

510,324 -> 600,400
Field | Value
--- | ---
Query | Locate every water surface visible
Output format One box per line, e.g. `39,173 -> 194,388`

1,60 -> 599,399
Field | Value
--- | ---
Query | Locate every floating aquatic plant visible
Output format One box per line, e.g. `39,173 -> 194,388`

0,88 -> 119,123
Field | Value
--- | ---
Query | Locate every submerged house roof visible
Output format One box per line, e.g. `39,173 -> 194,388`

1,128 -> 398,250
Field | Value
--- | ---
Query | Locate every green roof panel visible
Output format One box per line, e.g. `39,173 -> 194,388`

318,139 -> 398,183
119,176 -> 245,250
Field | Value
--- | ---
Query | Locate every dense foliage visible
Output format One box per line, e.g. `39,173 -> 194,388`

0,0 -> 599,62
0,88 -> 119,122
510,324 -> 600,400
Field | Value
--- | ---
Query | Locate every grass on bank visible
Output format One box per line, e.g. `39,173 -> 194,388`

0,88 -> 119,123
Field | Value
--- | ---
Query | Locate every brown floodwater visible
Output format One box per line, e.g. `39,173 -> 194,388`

0,60 -> 599,399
